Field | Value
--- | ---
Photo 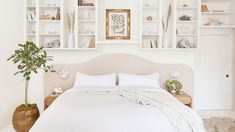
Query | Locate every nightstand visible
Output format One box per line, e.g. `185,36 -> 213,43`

44,95 -> 59,110
172,93 -> 192,108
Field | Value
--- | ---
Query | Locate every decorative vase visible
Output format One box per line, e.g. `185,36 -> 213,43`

162,32 -> 169,48
13,104 -> 40,132
68,34 -> 74,48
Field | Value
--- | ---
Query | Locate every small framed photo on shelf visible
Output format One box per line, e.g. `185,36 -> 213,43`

106,9 -> 131,40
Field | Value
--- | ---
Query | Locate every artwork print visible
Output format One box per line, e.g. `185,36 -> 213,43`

106,9 -> 131,40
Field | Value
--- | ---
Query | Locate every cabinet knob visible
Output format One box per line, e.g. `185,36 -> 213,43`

226,74 -> 229,78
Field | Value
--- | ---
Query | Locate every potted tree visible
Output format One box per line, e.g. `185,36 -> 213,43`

8,41 -> 55,132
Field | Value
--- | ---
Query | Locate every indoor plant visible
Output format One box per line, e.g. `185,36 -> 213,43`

8,41 -> 55,132
166,79 -> 183,94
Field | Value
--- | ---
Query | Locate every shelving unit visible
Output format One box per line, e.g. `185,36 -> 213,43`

74,0 -> 97,49
24,0 -> 64,49
23,0 -> 235,51
24,0 -> 37,44
173,0 -> 200,49
141,0 -> 162,49
39,0 -> 63,49
201,0 -> 235,28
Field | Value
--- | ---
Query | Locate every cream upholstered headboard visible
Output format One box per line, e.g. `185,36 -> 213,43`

44,53 -> 194,99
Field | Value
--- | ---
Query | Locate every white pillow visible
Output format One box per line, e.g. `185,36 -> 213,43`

118,73 -> 161,88
73,73 -> 117,87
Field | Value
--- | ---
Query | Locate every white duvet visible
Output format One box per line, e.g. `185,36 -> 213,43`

30,87 -> 205,132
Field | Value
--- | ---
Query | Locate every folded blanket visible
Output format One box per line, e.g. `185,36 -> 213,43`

118,89 -> 206,132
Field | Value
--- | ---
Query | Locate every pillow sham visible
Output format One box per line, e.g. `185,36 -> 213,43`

118,73 -> 161,88
73,73 -> 116,87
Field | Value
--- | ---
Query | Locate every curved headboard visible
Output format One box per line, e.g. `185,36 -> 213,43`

44,53 -> 194,98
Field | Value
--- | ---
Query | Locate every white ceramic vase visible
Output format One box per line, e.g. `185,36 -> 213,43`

68,34 -> 74,48
162,32 -> 169,48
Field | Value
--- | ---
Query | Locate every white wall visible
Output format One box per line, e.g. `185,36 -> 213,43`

0,0 -> 24,129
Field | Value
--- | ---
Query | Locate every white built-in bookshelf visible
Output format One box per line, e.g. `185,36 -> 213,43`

75,0 -> 97,49
24,0 -> 235,51
141,0 -> 162,49
201,0 -> 235,28
25,0 -> 64,49
39,0 -> 63,49
25,0 -> 37,44
173,0 -> 200,49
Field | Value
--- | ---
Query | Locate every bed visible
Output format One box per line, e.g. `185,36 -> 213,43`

30,54 -> 205,132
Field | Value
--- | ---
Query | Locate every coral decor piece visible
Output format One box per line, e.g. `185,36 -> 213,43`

179,15 -> 192,21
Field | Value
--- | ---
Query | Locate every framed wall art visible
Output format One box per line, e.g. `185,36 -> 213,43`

106,9 -> 131,40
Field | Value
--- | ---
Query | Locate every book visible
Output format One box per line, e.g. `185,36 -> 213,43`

27,11 -> 32,20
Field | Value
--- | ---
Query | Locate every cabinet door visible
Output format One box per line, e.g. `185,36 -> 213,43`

197,34 -> 230,110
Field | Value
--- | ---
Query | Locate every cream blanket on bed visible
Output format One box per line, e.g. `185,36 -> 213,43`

118,89 -> 206,132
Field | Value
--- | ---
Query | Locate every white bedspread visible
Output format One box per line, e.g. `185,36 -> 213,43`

118,88 -> 206,132
30,87 -> 205,132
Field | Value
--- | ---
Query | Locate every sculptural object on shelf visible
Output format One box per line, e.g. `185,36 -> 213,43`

146,16 -> 153,21
45,39 -> 60,48
177,39 -> 193,48
179,15 -> 192,21
201,4 -> 209,12
182,4 -> 189,7
204,18 -> 224,26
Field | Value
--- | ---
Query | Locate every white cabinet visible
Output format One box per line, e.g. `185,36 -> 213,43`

197,29 -> 231,110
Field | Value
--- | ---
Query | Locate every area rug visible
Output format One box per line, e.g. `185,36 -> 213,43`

203,117 -> 235,132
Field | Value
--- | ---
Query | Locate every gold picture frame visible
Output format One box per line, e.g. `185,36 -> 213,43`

106,9 -> 131,40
